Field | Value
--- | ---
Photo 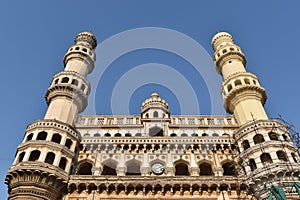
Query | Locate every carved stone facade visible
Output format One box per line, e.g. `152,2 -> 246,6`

5,31 -> 300,200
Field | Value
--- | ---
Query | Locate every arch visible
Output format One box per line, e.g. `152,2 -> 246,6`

37,131 -> 47,140
71,79 -> 79,86
114,133 -> 121,137
18,152 -> 25,163
51,133 -> 62,144
249,159 -> 257,171
253,134 -> 265,144
125,133 -> 132,137
175,160 -> 189,176
65,139 -> 72,149
61,77 -> 69,83
260,153 -> 273,165
29,150 -> 41,161
170,133 -> 177,137
149,126 -> 163,137
212,132 -> 219,137
102,160 -> 117,175
276,151 -> 288,162
104,133 -> 111,137
135,132 -> 142,137
26,133 -> 33,142
242,140 -> 250,150
244,78 -> 250,84
222,161 -> 235,176
282,134 -> 289,142
45,152 -> 55,164
78,162 -> 93,175
191,133 -> 198,137
291,153 -> 298,163
80,84 -> 86,92
199,162 -> 213,176
202,133 -> 208,136
153,111 -> 159,118
268,132 -> 278,141
126,159 -> 141,175
181,133 -> 188,137
94,133 -> 100,137
234,79 -> 242,86
59,157 -> 67,170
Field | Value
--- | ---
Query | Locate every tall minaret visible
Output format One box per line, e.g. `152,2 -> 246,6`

212,32 -> 267,125
5,32 -> 97,200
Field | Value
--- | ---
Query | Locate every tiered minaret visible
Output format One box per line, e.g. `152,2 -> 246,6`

5,32 -> 97,200
212,32 -> 300,199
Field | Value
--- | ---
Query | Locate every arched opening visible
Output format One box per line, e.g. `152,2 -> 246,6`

149,126 -> 163,137
153,111 -> 159,118
59,157 -> 67,170
249,159 -> 257,171
78,162 -> 93,175
29,150 -> 41,161
199,162 -> 213,175
45,152 -> 55,164
234,79 -> 242,86
191,133 -> 198,137
212,133 -> 219,137
202,133 -> 208,136
268,132 -> 278,141
61,77 -> 69,83
65,139 -> 72,149
276,151 -> 288,162
135,133 -> 142,137
260,153 -> 273,165
222,161 -> 235,176
18,152 -> 25,163
291,153 -> 298,163
102,161 -> 117,175
282,134 -> 289,142
114,133 -> 121,137
253,134 -> 265,144
80,84 -> 86,92
181,133 -> 188,137
51,133 -> 61,144
125,133 -> 132,137
37,131 -> 47,140
94,133 -> 100,137
242,140 -> 250,150
126,160 -> 141,175
71,79 -> 79,86
26,133 -> 33,142
104,133 -> 111,137
170,133 -> 177,137
175,162 -> 189,176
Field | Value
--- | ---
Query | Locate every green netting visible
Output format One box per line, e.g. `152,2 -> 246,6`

294,182 -> 300,197
268,185 -> 287,200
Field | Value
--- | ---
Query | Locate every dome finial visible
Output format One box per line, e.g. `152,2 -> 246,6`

75,31 -> 97,49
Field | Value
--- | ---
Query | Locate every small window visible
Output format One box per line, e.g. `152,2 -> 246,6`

253,134 -> 265,144
135,133 -> 142,137
277,151 -> 288,162
222,49 -> 227,54
51,133 -> 62,144
244,78 -> 250,84
282,134 -> 289,142
153,111 -> 159,118
181,133 -> 188,137
61,77 -> 69,83
268,132 -> 278,141
175,162 -> 189,176
260,153 -> 273,165
249,159 -> 257,171
104,133 -> 111,137
26,133 -> 33,142
80,84 -> 86,91
94,133 -> 100,137
54,79 -> 59,84
82,48 -> 87,52
212,133 -> 219,137
227,84 -> 233,92
71,79 -> 79,86
191,133 -> 198,137
18,152 -> 25,163
59,157 -> 67,170
45,152 -> 55,164
202,133 -> 208,136
125,133 -> 132,137
75,47 -> 80,50
170,133 -> 177,137
78,162 -> 93,175
29,150 -> 41,161
65,139 -> 72,149
37,131 -> 47,140
291,153 -> 298,163
242,140 -> 250,150
234,79 -> 242,86
114,133 -> 121,137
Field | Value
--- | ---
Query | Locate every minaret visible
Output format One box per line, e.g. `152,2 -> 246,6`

212,32 -> 300,199
5,32 -> 97,200
212,32 -> 267,125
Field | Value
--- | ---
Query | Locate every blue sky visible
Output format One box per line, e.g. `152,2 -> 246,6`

1,1 -> 300,198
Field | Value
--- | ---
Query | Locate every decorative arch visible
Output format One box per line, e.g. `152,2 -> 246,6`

222,160 -> 235,176
241,140 -> 250,150
77,159 -> 94,175
253,134 -> 265,144
126,159 -> 141,175
102,159 -> 117,175
149,126 -> 163,137
199,160 -> 214,176
260,153 -> 273,165
174,159 -> 190,176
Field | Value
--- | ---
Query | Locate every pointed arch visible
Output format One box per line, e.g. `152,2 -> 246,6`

198,160 -> 214,176
126,159 -> 141,175
77,160 -> 94,175
174,160 -> 189,176
102,159 -> 117,175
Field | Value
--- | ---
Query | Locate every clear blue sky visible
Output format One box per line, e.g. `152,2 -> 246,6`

1,1 -> 300,198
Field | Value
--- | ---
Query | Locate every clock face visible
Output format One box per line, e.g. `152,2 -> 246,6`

151,163 -> 164,175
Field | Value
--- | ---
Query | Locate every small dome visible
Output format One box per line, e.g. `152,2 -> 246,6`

211,32 -> 233,50
141,92 -> 169,111
75,31 -> 97,49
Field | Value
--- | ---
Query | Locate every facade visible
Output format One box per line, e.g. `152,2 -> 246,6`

5,31 -> 300,200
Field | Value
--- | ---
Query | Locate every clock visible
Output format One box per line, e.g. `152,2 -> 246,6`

151,163 -> 164,175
